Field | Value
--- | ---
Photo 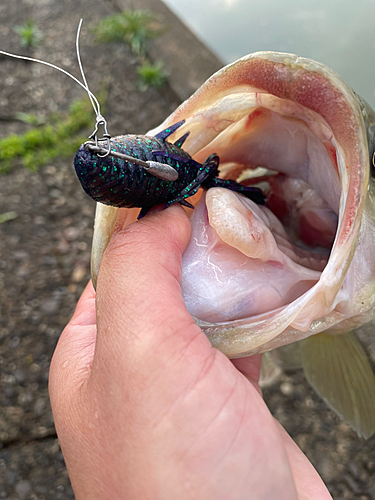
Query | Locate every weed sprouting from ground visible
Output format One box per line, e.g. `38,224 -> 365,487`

0,212 -> 18,224
137,60 -> 166,91
15,112 -> 45,126
92,10 -> 164,57
92,10 -> 167,91
14,19 -> 42,48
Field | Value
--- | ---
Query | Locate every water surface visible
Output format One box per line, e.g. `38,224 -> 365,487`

163,0 -> 375,108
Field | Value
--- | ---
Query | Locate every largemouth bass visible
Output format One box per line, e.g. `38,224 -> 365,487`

90,52 -> 375,438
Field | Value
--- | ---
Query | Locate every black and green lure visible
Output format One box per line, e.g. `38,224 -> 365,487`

74,120 -> 265,218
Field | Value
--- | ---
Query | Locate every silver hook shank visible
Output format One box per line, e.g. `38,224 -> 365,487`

83,142 -> 179,182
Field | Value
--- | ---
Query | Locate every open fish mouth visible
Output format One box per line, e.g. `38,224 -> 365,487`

91,52 -> 374,358
177,90 -> 341,321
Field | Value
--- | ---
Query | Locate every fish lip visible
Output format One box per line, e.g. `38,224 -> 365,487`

91,52 -> 370,357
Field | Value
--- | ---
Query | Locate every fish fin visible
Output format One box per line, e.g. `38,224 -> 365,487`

259,342 -> 302,388
273,342 -> 303,371
301,332 -> 375,439
174,131 -> 190,148
259,351 -> 282,388
154,120 -> 185,141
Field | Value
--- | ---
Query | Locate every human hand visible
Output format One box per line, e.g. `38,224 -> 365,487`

49,204 -> 332,500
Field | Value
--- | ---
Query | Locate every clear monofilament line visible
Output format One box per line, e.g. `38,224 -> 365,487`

75,19 -> 101,120
0,23 -> 102,120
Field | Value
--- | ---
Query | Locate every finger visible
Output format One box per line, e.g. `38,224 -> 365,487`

232,355 -> 262,394
276,421 -> 333,500
94,204 -> 210,373
69,280 -> 96,327
49,281 -> 97,402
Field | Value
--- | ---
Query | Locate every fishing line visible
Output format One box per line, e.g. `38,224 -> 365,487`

0,19 -> 103,129
0,21 -> 178,176
75,19 -> 100,120
74,18 -> 111,155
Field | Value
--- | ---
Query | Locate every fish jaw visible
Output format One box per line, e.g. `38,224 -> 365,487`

91,51 -> 371,358
91,204 -> 139,289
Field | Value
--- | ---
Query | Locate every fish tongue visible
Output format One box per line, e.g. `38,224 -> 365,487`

206,186 -> 281,261
181,188 -> 320,323
206,188 -> 322,283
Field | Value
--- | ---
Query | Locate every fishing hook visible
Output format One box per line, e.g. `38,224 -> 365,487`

83,141 -> 179,181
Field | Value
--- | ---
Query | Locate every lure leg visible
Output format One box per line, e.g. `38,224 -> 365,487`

137,198 -> 193,220
179,199 -> 195,209
174,131 -> 190,148
154,120 -> 186,141
203,176 -> 266,205
138,206 -> 152,219
164,154 -> 220,208
152,149 -> 201,167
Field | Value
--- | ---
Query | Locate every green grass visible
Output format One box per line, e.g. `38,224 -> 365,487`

0,212 -> 18,224
92,9 -> 164,57
15,112 -> 45,126
0,92 -> 106,174
93,10 -> 168,91
14,19 -> 42,48
137,60 -> 166,91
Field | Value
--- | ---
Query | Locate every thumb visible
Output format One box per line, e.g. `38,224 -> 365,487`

49,280 -> 97,404
92,203 -> 210,379
50,204 -> 204,404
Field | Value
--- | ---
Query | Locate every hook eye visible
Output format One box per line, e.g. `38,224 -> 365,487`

97,134 -> 111,158
88,116 -> 111,157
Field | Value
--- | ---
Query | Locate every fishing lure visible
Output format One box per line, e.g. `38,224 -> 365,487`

1,20 -> 265,218
77,121 -> 265,218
